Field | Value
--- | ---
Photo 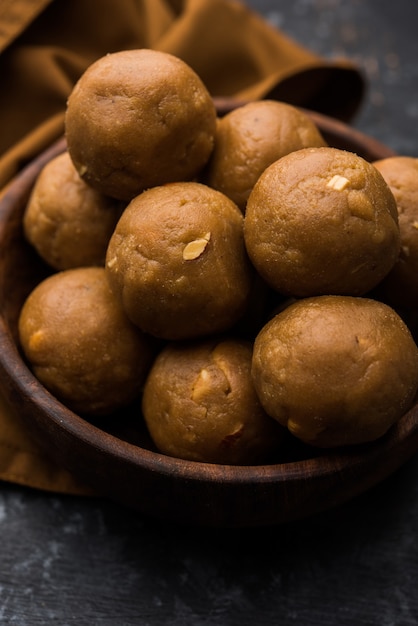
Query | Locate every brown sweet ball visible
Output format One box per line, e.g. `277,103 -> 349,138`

372,156 -> 418,308
204,100 -> 327,211
105,181 -> 253,340
65,49 -> 217,201
18,267 -> 154,416
23,151 -> 123,270
244,147 -> 400,297
142,338 -> 286,464
244,147 -> 399,297
252,295 -> 418,448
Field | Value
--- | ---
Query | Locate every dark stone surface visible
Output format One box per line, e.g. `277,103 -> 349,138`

246,0 -> 418,156
2,1 -> 418,624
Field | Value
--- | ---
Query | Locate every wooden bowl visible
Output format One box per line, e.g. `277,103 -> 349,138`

1,106 -> 417,528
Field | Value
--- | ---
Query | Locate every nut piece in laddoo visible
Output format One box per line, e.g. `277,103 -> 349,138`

18,267 -> 154,416
65,49 -> 217,201
23,151 -> 123,270
244,147 -> 400,297
105,182 -> 253,340
204,100 -> 327,211
372,156 -> 418,308
251,295 -> 418,448
142,338 -> 286,464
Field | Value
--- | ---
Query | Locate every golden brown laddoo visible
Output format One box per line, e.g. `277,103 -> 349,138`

23,151 -> 123,270
65,49 -> 217,201
372,156 -> 418,308
251,295 -> 418,448
142,338 -> 286,464
105,181 -> 253,340
18,267 -> 154,416
204,100 -> 327,211
244,147 -> 400,297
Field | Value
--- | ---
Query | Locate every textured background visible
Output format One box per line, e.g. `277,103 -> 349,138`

247,0 -> 418,155
2,1 -> 418,624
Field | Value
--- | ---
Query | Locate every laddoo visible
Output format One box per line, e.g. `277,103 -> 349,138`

142,338 -> 286,464
18,267 -> 154,416
372,156 -> 418,308
204,100 -> 327,211
65,49 -> 217,201
251,295 -> 418,448
23,151 -> 123,270
105,181 -> 253,340
244,147 -> 400,297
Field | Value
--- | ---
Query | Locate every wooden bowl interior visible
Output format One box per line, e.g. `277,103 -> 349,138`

0,105 -> 416,528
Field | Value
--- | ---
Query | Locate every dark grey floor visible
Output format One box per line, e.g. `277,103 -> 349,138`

2,1 -> 418,624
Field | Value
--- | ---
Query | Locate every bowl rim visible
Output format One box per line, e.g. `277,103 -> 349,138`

2,307 -> 418,487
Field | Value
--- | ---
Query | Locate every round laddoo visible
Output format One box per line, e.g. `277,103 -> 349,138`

18,267 -> 154,416
244,147 -> 400,297
23,151 -> 123,270
204,100 -> 327,211
251,295 -> 418,448
65,49 -> 217,201
372,156 -> 418,308
142,338 -> 286,464
105,181 -> 253,340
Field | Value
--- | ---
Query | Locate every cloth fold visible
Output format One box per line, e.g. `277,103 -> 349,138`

0,0 -> 365,495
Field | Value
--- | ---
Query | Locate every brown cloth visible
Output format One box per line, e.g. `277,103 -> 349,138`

0,0 -> 365,495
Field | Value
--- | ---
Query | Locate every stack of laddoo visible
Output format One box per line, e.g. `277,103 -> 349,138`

18,49 -> 418,465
